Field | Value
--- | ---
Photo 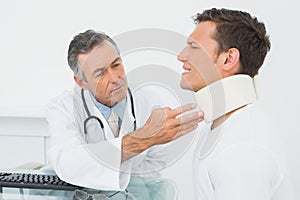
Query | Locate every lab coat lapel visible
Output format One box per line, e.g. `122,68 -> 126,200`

119,92 -> 135,136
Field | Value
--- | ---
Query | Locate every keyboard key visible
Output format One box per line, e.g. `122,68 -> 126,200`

0,172 -> 80,191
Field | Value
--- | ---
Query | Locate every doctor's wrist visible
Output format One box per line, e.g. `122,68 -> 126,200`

121,127 -> 154,162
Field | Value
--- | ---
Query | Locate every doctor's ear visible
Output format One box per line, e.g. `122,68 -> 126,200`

221,48 -> 240,72
74,75 -> 88,90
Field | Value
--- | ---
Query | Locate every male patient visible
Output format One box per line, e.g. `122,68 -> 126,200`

177,8 -> 293,199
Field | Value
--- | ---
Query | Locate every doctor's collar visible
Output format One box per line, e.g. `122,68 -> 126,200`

89,91 -> 127,120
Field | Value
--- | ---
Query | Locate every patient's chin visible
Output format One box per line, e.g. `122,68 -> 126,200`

180,79 -> 194,91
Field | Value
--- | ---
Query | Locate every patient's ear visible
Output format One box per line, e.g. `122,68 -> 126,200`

74,75 -> 88,90
221,48 -> 240,72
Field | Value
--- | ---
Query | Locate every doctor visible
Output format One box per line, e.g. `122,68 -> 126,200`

47,29 -> 203,191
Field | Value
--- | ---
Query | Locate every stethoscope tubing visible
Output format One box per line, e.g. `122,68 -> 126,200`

81,88 -> 136,140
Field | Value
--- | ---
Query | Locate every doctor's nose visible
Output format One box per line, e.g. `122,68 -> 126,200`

107,68 -> 119,83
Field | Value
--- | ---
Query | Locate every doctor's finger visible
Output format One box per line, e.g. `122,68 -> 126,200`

169,103 -> 196,118
175,110 -> 203,125
177,118 -> 200,132
174,124 -> 199,139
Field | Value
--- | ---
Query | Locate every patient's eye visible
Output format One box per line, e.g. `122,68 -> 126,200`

190,42 -> 199,49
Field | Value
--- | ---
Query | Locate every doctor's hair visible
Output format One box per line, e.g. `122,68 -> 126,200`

67,29 -> 120,81
193,8 -> 271,77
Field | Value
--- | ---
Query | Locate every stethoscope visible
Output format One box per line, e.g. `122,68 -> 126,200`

81,88 -> 136,140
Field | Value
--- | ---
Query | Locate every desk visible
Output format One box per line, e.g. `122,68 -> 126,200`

0,169 -> 72,200
0,169 -> 178,200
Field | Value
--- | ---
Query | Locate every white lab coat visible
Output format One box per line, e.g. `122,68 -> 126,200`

46,84 -> 178,191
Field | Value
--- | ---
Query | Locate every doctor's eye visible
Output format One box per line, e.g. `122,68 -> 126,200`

112,61 -> 122,69
112,63 -> 120,68
95,71 -> 104,78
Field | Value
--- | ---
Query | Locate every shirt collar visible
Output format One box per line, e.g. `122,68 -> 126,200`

89,92 -> 127,120
113,97 -> 127,120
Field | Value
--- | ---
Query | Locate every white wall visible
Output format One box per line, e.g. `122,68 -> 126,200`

0,0 -> 299,199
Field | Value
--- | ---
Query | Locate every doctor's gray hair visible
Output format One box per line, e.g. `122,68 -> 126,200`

67,30 -> 120,81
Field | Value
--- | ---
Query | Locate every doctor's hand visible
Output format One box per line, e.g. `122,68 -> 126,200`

121,103 -> 203,162
142,103 -> 203,143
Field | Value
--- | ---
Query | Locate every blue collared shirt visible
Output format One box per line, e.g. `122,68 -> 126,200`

89,92 -> 127,121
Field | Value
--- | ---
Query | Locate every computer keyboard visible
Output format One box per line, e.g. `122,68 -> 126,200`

0,172 -> 81,191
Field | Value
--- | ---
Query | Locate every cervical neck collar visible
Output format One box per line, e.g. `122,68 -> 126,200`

194,74 -> 258,123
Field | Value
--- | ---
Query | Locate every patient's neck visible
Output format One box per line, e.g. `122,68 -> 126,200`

211,105 -> 246,130
194,75 -> 257,125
